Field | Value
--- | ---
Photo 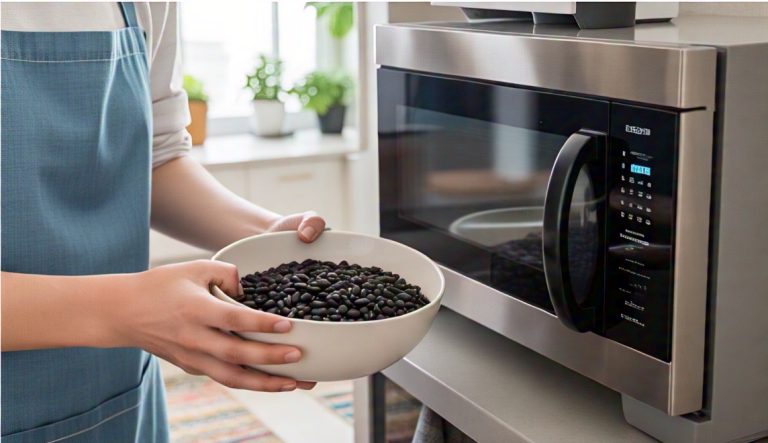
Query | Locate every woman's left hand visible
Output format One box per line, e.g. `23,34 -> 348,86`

266,211 -> 327,243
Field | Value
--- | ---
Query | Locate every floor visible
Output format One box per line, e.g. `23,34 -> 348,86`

160,360 -> 354,443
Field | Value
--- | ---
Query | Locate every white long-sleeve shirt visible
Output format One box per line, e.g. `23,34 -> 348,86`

1,2 -> 191,168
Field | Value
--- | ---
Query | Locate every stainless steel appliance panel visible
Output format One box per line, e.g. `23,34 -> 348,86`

376,24 -> 716,110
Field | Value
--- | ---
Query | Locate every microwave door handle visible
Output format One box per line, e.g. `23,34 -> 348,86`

543,130 -> 605,332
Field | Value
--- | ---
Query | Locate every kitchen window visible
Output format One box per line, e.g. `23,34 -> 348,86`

180,2 -> 319,132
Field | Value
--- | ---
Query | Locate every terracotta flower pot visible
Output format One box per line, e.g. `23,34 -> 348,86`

187,100 -> 208,145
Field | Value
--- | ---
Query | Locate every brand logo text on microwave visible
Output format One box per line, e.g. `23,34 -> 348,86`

625,125 -> 652,136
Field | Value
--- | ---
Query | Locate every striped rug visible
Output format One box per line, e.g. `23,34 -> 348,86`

311,382 -> 354,423
165,375 -> 282,443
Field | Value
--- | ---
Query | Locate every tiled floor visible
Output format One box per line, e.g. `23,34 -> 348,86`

160,360 -> 354,443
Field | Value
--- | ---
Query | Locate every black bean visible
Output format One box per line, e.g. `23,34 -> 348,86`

300,293 -> 313,303
347,309 -> 361,319
310,300 -> 327,308
338,305 -> 349,315
263,299 -> 276,309
354,298 -> 369,307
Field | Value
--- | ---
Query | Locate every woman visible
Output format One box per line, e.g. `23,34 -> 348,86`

1,3 -> 324,441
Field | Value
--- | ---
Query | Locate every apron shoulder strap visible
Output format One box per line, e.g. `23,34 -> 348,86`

118,2 -> 139,29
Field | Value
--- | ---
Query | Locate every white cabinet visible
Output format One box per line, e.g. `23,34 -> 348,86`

149,157 -> 349,266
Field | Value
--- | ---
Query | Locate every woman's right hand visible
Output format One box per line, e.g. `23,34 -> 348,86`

111,260 -> 313,392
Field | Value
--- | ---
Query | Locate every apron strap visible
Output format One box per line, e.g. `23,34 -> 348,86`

118,2 -> 139,29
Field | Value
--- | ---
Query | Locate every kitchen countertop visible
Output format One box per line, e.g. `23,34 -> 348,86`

189,129 -> 360,168
382,308 -> 658,443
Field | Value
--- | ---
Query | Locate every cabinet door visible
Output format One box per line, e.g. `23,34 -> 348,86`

248,159 -> 347,229
149,167 -> 248,265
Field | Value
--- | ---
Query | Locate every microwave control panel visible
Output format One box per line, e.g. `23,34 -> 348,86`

605,103 -> 677,362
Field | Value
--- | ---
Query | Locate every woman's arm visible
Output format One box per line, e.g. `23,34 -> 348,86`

2,272 -> 121,351
151,156 -> 326,251
1,261 -> 314,391
147,4 -> 324,250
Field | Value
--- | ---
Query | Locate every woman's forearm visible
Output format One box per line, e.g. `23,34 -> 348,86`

151,156 -> 282,251
1,272 -> 124,351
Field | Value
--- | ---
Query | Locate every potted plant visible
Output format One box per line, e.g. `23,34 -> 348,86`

291,70 -> 352,134
306,2 -> 354,39
183,75 -> 208,145
245,55 -> 285,137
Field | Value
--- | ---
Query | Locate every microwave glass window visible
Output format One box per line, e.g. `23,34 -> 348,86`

395,106 -> 600,311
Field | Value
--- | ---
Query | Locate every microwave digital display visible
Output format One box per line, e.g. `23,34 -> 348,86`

630,164 -> 652,176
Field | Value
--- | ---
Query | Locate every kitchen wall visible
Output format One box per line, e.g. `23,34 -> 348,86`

680,2 -> 768,17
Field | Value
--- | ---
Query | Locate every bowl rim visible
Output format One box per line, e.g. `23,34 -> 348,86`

210,230 -> 446,326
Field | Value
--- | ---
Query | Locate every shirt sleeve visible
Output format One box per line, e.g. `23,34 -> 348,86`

148,2 -> 192,168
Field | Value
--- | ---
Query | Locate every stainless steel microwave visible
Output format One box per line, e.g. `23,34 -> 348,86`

376,16 -> 768,442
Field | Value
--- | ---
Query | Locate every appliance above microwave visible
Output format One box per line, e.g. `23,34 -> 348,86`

432,2 -> 679,29
376,17 -> 768,443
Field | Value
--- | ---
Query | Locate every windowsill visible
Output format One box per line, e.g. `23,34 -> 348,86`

190,128 -> 360,168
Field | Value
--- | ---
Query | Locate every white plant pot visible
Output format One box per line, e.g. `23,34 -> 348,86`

250,100 -> 285,136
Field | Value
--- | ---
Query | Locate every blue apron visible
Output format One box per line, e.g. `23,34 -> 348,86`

1,3 -> 168,442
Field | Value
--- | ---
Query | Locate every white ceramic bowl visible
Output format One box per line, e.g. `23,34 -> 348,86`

211,231 -> 445,381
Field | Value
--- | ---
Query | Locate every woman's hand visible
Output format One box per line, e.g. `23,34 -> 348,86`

113,260 -> 315,392
266,211 -> 327,243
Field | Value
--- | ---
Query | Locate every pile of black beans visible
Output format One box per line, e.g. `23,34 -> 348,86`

236,259 -> 430,321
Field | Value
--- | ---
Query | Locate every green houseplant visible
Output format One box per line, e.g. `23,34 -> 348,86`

305,2 -> 354,39
291,71 -> 352,134
183,75 -> 208,145
244,55 -> 285,136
